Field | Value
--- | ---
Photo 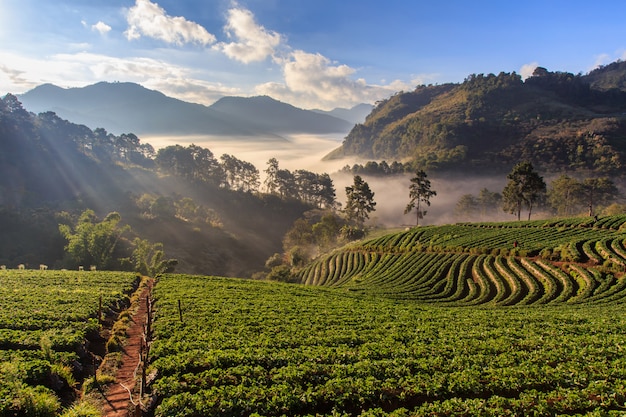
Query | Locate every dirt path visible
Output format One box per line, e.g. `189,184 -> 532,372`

102,279 -> 153,417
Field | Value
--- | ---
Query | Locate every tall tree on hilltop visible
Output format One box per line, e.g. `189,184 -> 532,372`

404,169 -> 437,226
344,175 -> 376,227
502,161 -> 546,221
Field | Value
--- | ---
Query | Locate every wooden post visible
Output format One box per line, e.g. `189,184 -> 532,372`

98,295 -> 102,325
178,299 -> 183,323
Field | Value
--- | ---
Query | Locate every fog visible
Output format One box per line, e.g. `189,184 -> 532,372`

143,133 -> 359,173
142,134 -> 517,228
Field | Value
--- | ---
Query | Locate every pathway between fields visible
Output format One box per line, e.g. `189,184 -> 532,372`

103,278 -> 153,417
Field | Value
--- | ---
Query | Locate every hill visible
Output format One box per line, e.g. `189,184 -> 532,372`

18,82 -> 353,136
328,62 -> 626,175
297,215 -> 626,305
0,93 -> 313,276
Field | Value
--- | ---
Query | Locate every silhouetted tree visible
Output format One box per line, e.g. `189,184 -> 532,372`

404,169 -> 437,226
583,177 -> 618,217
344,175 -> 376,227
502,161 -> 546,221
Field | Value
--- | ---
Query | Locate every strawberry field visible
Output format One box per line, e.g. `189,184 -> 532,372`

148,274 -> 626,417
297,215 -> 626,305
0,270 -> 139,416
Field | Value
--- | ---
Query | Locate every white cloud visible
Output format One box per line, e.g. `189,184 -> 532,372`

215,7 -> 282,64
520,62 -> 539,79
255,50 -> 400,109
92,21 -> 111,36
0,51 -> 235,105
125,0 -> 216,46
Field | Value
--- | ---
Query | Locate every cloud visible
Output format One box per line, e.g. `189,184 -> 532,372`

92,21 -> 112,36
255,50 -> 401,109
215,7 -> 282,63
0,51 -> 235,105
519,62 -> 539,79
125,0 -> 216,46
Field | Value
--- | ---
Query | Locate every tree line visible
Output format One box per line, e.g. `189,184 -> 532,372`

455,161 -> 619,222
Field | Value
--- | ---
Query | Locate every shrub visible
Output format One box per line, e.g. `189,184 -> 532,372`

59,402 -> 102,417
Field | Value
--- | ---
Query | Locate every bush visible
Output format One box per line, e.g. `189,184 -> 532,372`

59,402 -> 102,417
266,265 -> 293,282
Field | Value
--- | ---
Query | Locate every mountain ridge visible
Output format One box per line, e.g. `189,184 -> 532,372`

329,61 -> 626,175
18,82 -> 362,137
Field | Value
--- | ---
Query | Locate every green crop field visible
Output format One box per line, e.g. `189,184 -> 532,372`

149,274 -> 626,417
4,216 -> 626,416
297,216 -> 626,305
0,270 -> 139,416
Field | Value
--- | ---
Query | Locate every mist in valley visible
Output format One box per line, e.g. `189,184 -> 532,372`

142,134 -> 519,229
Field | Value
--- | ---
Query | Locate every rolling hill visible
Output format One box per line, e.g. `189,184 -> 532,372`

297,215 -> 626,305
327,61 -> 626,175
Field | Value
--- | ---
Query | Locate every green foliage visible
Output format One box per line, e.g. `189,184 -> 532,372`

344,175 -> 376,227
58,209 -> 131,270
0,270 -> 138,412
404,169 -> 436,225
131,238 -> 177,277
548,175 -> 618,217
58,402 -> 102,417
149,274 -> 626,417
298,215 -> 626,305
334,65 -> 626,175
502,161 -> 546,221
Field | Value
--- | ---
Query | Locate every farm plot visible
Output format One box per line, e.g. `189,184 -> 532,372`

0,269 -> 139,415
298,216 -> 626,305
148,275 -> 626,417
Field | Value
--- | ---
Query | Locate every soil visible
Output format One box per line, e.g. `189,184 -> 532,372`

102,279 -> 153,417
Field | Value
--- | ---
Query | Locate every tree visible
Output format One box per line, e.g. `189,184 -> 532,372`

404,169 -> 437,226
582,177 -> 618,216
502,161 -> 546,221
477,188 -> 502,220
131,238 -> 177,277
454,194 -> 478,220
264,158 -> 280,194
58,209 -> 130,269
548,175 -> 585,216
344,175 -> 376,227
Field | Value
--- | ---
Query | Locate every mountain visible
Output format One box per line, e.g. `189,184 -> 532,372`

312,103 -> 374,125
327,62 -> 626,175
209,95 -> 353,134
18,82 -> 354,137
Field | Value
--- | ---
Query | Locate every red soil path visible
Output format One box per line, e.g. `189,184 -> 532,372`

102,279 -> 153,417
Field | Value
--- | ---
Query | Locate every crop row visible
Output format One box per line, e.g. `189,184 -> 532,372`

0,270 -> 139,416
298,216 -> 626,305
299,250 -> 626,306
360,216 -> 626,261
147,274 -> 626,417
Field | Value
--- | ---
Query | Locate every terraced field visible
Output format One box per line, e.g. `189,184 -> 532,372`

297,215 -> 626,305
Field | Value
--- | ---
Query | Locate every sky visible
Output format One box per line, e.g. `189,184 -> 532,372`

1,0 -> 626,110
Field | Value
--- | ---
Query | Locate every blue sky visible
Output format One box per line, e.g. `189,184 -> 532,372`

1,0 -> 625,110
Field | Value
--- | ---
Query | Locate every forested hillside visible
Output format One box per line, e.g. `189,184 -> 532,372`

329,61 -> 626,175
0,94 -> 334,275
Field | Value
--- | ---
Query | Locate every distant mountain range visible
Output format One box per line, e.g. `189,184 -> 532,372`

18,82 -> 372,137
